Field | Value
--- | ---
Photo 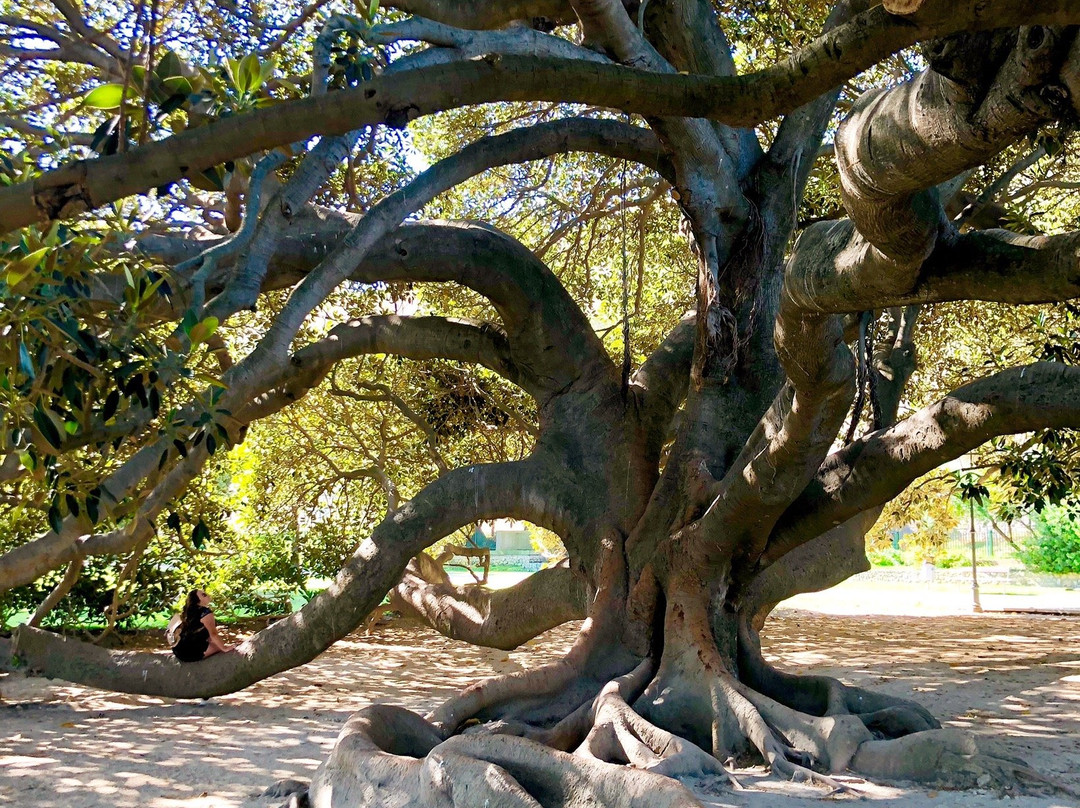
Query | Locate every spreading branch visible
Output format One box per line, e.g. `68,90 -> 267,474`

6,1 -> 1080,233
7,459 -> 563,697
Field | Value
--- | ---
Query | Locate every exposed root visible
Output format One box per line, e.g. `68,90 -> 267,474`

439,734 -> 702,808
310,658 -> 1069,807
429,551 -> 640,734
309,703 -> 704,808
851,728 -> 1080,797
575,679 -> 746,790
309,571 -> 1063,807
717,673 -> 867,794
720,662 -> 1065,798
738,618 -> 939,737
263,779 -> 311,808
427,644 -> 630,734
528,656 -> 657,752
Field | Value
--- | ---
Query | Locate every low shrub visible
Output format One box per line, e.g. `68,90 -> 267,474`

1019,507 -> 1080,574
935,552 -> 971,569
867,548 -> 906,567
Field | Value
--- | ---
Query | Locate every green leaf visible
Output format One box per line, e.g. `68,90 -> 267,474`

132,65 -> 148,89
223,57 -> 241,88
237,53 -> 261,94
188,316 -> 219,345
86,488 -> 101,525
48,504 -> 63,534
61,366 -> 84,410
33,404 -> 63,450
191,518 -> 210,549
84,83 -> 128,109
155,50 -> 184,80
367,0 -> 379,20
6,246 -> 48,287
18,341 -> 35,380
161,74 -> 194,98
64,420 -> 79,435
181,308 -> 199,336
258,57 -> 276,87
103,389 -> 121,421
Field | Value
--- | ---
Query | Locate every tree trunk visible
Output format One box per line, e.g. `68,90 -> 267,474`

303,523 -> 1055,808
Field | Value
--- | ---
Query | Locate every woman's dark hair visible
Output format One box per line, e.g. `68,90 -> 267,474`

181,589 -> 204,632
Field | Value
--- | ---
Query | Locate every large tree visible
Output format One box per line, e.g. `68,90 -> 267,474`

3,0 -> 1080,804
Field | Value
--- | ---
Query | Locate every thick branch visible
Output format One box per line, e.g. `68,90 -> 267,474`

375,16 -> 610,73
631,313 -> 695,446
149,214 -> 614,404
294,315 -> 523,389
680,310 -> 855,572
385,0 -> 574,28
740,511 -> 877,626
836,26 -> 1074,264
214,118 -> 657,411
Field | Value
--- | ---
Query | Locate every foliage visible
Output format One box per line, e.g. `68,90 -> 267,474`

1018,506 -> 1080,574
206,531 -> 305,616
871,475 -> 961,562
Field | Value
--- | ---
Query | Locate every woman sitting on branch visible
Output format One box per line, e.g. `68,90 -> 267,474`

171,589 -> 235,662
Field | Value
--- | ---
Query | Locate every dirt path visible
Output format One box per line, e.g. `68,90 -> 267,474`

1,609 -> 1077,808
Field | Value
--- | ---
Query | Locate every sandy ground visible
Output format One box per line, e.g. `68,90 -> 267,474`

2,601 -> 1078,808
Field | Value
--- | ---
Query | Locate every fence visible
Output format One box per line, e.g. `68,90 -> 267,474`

887,523 -> 1031,563
942,526 -> 1025,562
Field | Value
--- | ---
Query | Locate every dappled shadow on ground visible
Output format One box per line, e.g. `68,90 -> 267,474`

1,611 -> 1076,808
